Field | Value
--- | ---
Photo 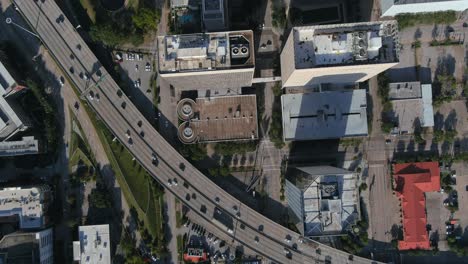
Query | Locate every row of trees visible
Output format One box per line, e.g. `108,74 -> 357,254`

90,7 -> 161,46
395,11 -> 457,29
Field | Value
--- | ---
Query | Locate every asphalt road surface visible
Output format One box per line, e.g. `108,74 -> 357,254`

12,1 -> 381,263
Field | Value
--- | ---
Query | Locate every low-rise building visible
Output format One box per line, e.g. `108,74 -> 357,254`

73,225 -> 111,264
177,95 -> 258,143
0,228 -> 54,264
280,21 -> 400,88
0,185 -> 51,230
387,82 -> 434,134
380,0 -> 468,17
281,89 -> 368,141
285,166 -> 360,237
158,31 -> 255,94
393,162 -> 440,250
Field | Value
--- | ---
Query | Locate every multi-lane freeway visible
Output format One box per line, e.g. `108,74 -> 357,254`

12,1 -> 381,263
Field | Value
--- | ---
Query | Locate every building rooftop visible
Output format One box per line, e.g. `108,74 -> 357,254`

291,21 -> 399,69
389,82 -> 422,99
389,83 -> 434,133
158,30 -> 254,73
281,90 -> 368,141
0,186 -> 50,229
202,0 -> 226,31
286,166 -> 359,236
73,225 -> 111,264
0,136 -> 39,157
0,61 -> 29,140
393,162 -> 440,250
177,95 -> 258,143
0,228 -> 53,264
380,0 -> 468,17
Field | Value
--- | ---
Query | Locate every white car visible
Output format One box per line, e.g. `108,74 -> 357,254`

134,81 -> 138,88
145,63 -> 151,72
58,76 -> 65,87
135,64 -> 139,72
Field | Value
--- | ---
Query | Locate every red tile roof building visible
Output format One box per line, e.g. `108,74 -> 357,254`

393,162 -> 440,250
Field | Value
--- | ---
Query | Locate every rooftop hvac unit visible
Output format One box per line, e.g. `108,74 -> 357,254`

231,44 -> 249,58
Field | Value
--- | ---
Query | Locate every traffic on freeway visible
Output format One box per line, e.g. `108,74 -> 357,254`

12,0 -> 379,263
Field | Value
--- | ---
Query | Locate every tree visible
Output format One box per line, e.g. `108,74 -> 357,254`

90,23 -> 125,46
132,8 -> 161,32
433,130 -> 444,143
271,5 -> 286,29
89,189 -> 111,208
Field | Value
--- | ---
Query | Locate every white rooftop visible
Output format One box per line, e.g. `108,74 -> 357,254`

281,90 -> 368,141
287,166 -> 359,236
0,186 -> 48,229
0,136 -> 39,156
0,61 -> 28,139
158,31 -> 254,73
292,21 -> 399,69
73,225 -> 111,264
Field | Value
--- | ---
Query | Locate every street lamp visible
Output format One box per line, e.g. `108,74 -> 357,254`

5,17 -> 40,39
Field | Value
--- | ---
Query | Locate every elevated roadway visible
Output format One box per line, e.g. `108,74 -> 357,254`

12,1 -> 381,263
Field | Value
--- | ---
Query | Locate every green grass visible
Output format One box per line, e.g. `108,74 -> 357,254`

146,189 -> 164,238
176,210 -> 182,228
396,11 -> 457,29
79,0 -> 96,23
177,235 -> 184,261
108,140 -> 150,212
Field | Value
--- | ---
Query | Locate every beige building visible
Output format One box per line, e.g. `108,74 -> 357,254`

280,21 -> 400,88
158,30 -> 255,93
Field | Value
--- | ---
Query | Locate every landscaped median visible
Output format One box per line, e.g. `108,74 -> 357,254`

79,97 -> 166,254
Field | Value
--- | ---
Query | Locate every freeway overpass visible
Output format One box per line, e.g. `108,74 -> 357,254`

11,1 -> 382,263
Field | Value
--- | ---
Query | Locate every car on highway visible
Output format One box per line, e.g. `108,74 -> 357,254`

58,76 -> 65,87
152,153 -> 158,165
167,179 -> 173,187
173,178 -> 178,186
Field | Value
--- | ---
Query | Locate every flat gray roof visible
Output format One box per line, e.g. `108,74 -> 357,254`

389,83 -> 433,133
389,81 -> 421,100
0,136 -> 39,157
281,90 -> 368,141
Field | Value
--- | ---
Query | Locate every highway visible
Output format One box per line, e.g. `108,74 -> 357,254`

12,1 -> 380,263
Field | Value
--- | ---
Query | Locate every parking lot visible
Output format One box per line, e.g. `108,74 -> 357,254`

116,51 -> 156,121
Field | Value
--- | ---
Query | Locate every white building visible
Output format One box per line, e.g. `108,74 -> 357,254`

158,30 -> 255,94
380,0 -> 468,17
73,225 -> 111,264
388,82 -> 434,134
280,21 -> 400,88
281,89 -> 368,141
285,166 -> 359,236
0,61 -> 32,141
0,136 -> 39,156
0,185 -> 51,229
0,228 -> 54,264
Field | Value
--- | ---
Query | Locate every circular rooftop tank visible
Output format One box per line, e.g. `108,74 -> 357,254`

177,98 -> 196,121
178,122 -> 198,144
100,0 -> 125,11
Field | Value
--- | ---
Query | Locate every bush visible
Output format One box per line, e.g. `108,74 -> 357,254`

272,5 -> 286,29
359,183 -> 368,191
396,11 -> 457,29
132,8 -> 161,32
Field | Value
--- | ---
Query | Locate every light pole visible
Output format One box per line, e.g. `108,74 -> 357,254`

5,17 -> 39,39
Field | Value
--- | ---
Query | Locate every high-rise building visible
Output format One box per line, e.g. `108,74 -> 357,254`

0,61 -> 32,141
158,30 -> 255,94
0,185 -> 51,230
285,166 -> 360,237
0,228 -> 54,264
280,21 -> 400,88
